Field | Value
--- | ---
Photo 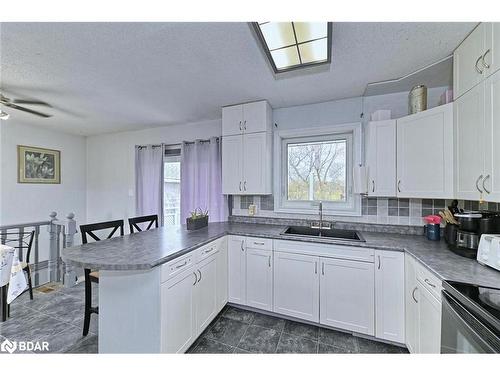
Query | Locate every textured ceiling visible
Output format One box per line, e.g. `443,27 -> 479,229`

0,22 -> 476,136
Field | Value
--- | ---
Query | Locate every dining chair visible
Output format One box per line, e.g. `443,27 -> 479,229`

80,219 -> 124,336
0,230 -> 36,300
128,214 -> 159,234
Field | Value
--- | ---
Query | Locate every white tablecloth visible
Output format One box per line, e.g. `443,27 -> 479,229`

0,244 -> 28,303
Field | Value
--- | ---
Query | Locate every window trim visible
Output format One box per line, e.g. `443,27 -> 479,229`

273,123 -> 362,216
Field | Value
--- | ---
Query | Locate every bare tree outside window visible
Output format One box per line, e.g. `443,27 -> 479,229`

287,139 -> 346,202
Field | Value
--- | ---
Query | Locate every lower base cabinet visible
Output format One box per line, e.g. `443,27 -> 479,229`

273,251 -> 320,322
195,255 -> 218,334
405,254 -> 442,353
320,257 -> 375,335
246,247 -> 273,311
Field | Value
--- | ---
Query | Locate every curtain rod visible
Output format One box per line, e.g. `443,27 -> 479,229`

136,137 -> 220,149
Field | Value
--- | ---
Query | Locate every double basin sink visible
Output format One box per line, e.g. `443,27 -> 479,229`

280,225 -> 365,242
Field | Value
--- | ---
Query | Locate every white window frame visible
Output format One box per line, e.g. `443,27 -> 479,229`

273,122 -> 362,216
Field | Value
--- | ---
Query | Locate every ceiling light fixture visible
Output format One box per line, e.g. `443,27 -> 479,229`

0,110 -> 10,120
252,22 -> 332,74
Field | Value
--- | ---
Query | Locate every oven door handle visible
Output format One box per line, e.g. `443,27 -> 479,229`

441,291 -> 499,353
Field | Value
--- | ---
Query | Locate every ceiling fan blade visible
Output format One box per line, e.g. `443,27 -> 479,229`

3,102 -> 52,118
12,99 -> 52,107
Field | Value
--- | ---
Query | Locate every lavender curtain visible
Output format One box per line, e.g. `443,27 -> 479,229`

180,138 -> 228,223
135,145 -> 164,225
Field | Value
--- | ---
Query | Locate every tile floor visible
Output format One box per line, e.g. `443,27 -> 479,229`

1,284 -> 408,354
187,305 -> 409,354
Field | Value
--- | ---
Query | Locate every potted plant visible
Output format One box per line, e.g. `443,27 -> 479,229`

186,208 -> 209,230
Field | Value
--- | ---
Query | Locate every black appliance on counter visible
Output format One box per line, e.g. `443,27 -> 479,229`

441,281 -> 500,353
445,211 -> 500,259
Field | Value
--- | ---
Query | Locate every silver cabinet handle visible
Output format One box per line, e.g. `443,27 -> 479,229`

203,247 -> 214,255
424,278 -> 436,288
321,262 -> 325,276
197,270 -> 202,283
244,181 -> 247,191
412,287 -> 418,303
175,260 -> 187,269
482,49 -> 491,69
372,180 -> 375,193
243,120 -> 247,130
239,181 -> 242,191
239,120 -> 242,131
397,180 -> 401,193
476,175 -> 484,193
253,241 -> 265,245
315,262 -> 318,274
192,272 -> 197,285
241,240 -> 245,252
475,55 -> 484,74
268,255 -> 271,268
377,255 -> 381,270
483,174 -> 491,194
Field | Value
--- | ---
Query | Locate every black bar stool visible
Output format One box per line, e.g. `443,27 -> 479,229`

128,214 -> 158,234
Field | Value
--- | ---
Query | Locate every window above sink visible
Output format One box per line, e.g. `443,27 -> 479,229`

274,123 -> 362,217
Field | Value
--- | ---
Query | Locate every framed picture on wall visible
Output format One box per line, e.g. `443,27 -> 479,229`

17,145 -> 61,184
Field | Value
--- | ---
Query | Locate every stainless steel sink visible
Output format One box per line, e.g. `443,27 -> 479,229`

280,225 -> 365,242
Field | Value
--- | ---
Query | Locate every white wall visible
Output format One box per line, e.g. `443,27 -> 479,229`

0,121 -> 87,226
86,119 -> 222,223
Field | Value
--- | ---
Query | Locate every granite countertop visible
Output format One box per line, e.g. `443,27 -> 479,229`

62,222 -> 500,288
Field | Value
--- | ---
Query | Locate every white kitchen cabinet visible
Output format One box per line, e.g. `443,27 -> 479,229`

195,254 -> 218,334
319,257 -> 375,335
216,238 -> 228,311
365,120 -> 397,196
454,69 -> 500,202
417,279 -> 442,354
273,251 -> 319,322
396,103 -> 454,199
404,254 -> 442,354
454,83 -> 485,200
454,23 -> 486,99
222,100 -> 272,136
161,267 -> 197,353
375,250 -> 405,344
484,69 -> 500,202
222,132 -> 272,195
485,23 -> 500,77
222,135 -> 244,194
246,247 -> 273,311
228,236 -> 246,304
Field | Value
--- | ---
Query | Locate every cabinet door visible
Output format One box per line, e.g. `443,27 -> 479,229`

366,120 -> 397,196
405,254 -> 419,353
222,105 -> 243,136
417,281 -> 442,354
228,236 -> 246,304
242,132 -> 271,194
454,23 -> 485,99
222,135 -> 244,194
195,255 -> 218,334
242,101 -> 270,134
216,238 -> 228,310
273,251 -> 319,322
396,103 -> 453,198
246,248 -> 273,311
454,83 -> 485,200
484,69 -> 500,202
485,22 -> 500,77
375,250 -> 405,344
319,257 -> 374,335
161,267 -> 197,353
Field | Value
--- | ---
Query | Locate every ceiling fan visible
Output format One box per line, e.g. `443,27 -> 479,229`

0,93 -> 52,119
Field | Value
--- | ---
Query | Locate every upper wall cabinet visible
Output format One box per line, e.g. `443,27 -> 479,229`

222,100 -> 273,136
454,23 -> 500,100
365,120 -> 397,197
396,103 -> 454,199
222,100 -> 273,195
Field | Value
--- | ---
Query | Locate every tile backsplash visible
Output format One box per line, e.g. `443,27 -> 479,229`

232,195 -> 500,226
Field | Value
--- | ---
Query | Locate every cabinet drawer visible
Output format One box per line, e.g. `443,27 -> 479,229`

245,236 -> 273,250
196,240 -> 221,263
415,261 -> 442,300
274,240 -> 374,263
161,253 -> 195,283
